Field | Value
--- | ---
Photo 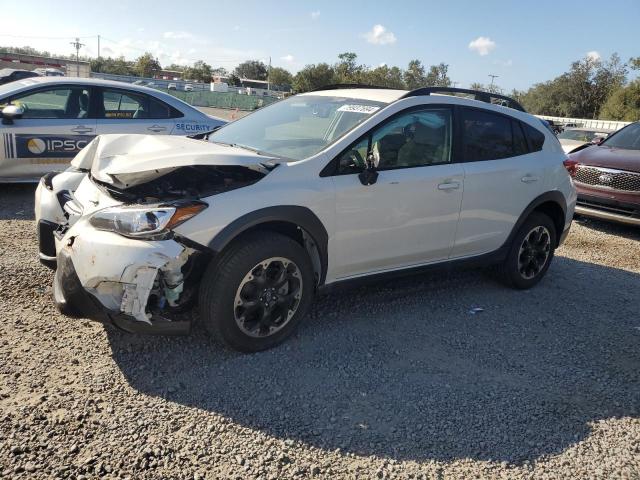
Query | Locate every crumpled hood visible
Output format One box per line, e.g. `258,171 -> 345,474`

73,134 -> 279,188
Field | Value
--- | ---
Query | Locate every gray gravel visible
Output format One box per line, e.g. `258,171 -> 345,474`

1,183 -> 639,479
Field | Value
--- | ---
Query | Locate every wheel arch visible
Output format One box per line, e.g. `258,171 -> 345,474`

508,191 -> 567,248
207,206 -> 329,286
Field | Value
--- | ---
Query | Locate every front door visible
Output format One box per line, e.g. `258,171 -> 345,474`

330,107 -> 464,279
0,85 -> 96,180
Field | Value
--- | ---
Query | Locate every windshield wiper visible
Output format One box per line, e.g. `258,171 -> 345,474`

210,140 -> 270,156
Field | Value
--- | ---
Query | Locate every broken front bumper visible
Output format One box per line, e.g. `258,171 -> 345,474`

52,226 -> 195,334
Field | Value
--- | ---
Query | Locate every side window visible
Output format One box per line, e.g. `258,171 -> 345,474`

522,122 -> 545,152
10,87 -> 91,119
513,120 -> 529,156
461,108 -> 514,161
99,90 -> 176,119
336,108 -> 453,174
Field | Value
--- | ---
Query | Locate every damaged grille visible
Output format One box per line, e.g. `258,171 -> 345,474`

575,166 -> 640,192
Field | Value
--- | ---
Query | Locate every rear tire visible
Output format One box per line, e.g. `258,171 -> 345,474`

498,212 -> 557,289
199,232 -> 315,352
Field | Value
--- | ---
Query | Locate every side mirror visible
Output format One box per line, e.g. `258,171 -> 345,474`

358,152 -> 378,186
1,105 -> 24,125
592,137 -> 605,145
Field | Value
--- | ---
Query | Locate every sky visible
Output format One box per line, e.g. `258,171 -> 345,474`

2,0 -> 639,91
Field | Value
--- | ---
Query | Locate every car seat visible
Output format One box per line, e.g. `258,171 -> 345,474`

397,122 -> 446,167
77,92 -> 89,119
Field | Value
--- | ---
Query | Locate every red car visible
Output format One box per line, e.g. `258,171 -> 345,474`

569,121 -> 640,226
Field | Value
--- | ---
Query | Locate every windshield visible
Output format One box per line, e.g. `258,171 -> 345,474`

558,130 -> 601,142
0,80 -> 36,99
208,95 -> 387,160
602,123 -> 640,150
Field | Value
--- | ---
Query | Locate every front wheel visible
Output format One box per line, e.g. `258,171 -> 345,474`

199,232 -> 315,352
498,212 -> 557,289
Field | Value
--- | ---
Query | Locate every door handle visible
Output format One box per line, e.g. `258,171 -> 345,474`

521,175 -> 539,183
147,124 -> 167,133
438,181 -> 460,191
71,125 -> 94,134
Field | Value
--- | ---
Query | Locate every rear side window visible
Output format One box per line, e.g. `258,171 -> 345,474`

512,120 -> 529,156
522,122 -> 545,152
461,108 -> 515,161
99,88 -> 181,119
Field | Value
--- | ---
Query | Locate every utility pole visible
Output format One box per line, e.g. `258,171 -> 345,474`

488,74 -> 499,88
97,35 -> 100,59
452,81 -> 460,88
70,37 -> 85,77
267,56 -> 271,94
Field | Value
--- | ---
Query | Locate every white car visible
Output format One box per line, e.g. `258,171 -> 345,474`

0,77 -> 225,182
557,127 -> 612,153
184,84 -> 194,92
39,86 -> 576,352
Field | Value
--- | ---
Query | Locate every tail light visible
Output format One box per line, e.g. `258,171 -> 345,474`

563,158 -> 578,177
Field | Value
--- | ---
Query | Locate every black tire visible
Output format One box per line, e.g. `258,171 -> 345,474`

498,212 -> 557,289
199,231 -> 315,352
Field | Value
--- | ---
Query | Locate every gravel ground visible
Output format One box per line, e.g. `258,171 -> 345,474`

1,184 -> 639,479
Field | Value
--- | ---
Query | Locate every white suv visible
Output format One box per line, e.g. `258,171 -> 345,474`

38,86 -> 577,352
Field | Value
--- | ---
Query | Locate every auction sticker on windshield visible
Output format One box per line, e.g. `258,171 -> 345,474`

337,104 -> 381,114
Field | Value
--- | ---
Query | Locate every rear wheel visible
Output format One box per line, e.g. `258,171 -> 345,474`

498,212 -> 557,289
199,232 -> 315,352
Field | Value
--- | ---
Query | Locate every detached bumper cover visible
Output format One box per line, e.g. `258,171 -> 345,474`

53,236 -> 192,335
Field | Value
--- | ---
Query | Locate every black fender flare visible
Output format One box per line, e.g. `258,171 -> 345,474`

207,206 -> 329,285
504,190 -> 567,250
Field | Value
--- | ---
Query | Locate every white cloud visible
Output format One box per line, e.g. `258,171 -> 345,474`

468,36 -> 496,56
163,31 -> 195,40
586,50 -> 601,61
281,54 -> 295,63
311,10 -> 320,20
363,24 -> 397,45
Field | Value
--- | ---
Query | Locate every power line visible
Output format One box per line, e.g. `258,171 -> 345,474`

0,33 -> 97,40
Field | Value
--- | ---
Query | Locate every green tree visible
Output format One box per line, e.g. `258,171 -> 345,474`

520,53 -> 628,118
268,66 -> 293,88
403,60 -> 426,89
364,65 -> 405,89
234,60 -> 268,80
134,52 -> 161,78
334,52 -> 363,83
184,60 -> 213,82
292,63 -> 336,92
424,63 -> 451,87
599,80 -> 640,121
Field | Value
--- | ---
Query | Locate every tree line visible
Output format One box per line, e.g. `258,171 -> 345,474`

2,45 -> 637,120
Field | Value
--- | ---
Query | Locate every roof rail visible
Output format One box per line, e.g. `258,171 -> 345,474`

309,83 -> 391,92
402,87 -> 525,112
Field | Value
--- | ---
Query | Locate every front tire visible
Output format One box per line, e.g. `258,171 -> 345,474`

498,212 -> 557,289
199,232 -> 315,352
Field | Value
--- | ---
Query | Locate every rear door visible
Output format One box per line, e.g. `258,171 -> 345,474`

450,107 -> 547,258
94,87 -> 178,135
0,85 -> 96,181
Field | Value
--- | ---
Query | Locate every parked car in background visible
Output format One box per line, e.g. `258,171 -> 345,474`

557,127 -> 612,153
168,83 -> 177,90
44,86 -> 575,352
544,119 -> 564,135
570,121 -> 640,226
184,84 -> 194,92
0,77 -> 225,182
33,67 -> 65,77
0,68 -> 39,85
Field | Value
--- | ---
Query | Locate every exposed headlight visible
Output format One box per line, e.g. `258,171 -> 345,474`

88,202 -> 207,239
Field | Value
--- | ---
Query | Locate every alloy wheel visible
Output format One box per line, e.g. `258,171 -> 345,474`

518,226 -> 551,280
233,257 -> 303,338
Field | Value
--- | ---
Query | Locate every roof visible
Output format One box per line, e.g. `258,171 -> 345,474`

299,88 -> 407,103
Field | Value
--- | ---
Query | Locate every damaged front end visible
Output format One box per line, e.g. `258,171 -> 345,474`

53,134 -> 276,333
